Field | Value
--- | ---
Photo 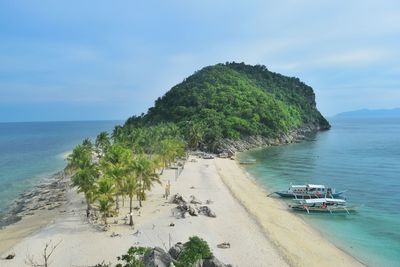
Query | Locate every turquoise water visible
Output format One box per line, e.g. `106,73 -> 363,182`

240,117 -> 400,267
0,121 -> 119,218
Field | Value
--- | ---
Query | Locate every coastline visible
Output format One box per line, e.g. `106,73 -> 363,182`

215,157 -> 364,267
1,155 -> 364,266
0,171 -> 69,255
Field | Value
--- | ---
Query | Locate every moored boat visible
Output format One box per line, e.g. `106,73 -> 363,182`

289,198 -> 356,214
273,184 -> 345,198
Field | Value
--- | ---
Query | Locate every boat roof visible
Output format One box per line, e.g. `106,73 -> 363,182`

290,184 -> 325,189
295,198 -> 346,204
291,185 -> 307,188
307,184 -> 325,189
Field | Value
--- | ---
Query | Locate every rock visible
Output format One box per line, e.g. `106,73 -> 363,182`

171,194 -> 188,205
206,200 -> 213,205
197,206 -> 216,217
217,242 -> 230,249
168,242 -> 183,259
169,222 -> 175,227
143,247 -> 174,267
190,195 -> 202,205
188,205 -> 198,216
4,253 -> 15,260
202,256 -> 229,267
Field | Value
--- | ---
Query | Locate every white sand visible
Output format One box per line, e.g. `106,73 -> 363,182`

1,157 -> 287,267
215,157 -> 364,267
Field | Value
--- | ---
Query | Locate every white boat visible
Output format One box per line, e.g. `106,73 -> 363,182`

273,184 -> 346,198
289,198 -> 356,214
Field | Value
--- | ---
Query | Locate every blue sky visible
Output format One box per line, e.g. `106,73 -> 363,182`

0,1 -> 399,122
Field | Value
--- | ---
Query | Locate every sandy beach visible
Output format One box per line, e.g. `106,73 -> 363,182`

0,156 -> 363,267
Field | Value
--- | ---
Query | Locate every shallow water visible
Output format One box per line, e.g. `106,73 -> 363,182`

240,117 -> 400,267
0,121 -> 119,218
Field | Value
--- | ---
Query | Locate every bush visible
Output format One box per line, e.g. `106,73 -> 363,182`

115,246 -> 150,267
177,236 -> 213,267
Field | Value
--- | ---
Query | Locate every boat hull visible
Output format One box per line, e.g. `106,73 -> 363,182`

290,206 -> 356,214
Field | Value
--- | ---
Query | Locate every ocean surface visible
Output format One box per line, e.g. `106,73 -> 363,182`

0,121 -> 120,222
240,117 -> 400,267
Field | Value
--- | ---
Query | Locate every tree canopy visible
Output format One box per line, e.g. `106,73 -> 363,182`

122,62 -> 330,150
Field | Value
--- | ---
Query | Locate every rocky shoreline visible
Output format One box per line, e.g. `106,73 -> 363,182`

217,123 -> 329,153
0,171 -> 69,228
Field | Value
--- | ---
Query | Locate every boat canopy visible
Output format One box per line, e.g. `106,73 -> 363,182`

290,185 -> 307,189
306,184 -> 325,189
295,198 -> 346,204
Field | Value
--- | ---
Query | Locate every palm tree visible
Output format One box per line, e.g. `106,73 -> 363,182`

187,122 -> 204,150
66,144 -> 98,217
95,131 -> 111,157
100,144 -> 133,211
132,155 -> 160,207
122,169 -> 139,226
94,177 -> 115,225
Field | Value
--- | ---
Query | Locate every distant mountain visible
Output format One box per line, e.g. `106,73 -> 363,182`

336,108 -> 400,118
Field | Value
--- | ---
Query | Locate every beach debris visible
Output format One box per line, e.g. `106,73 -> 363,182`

190,186 -> 196,189
143,247 -> 174,267
189,195 -> 202,204
110,232 -> 121,238
4,253 -> 15,260
198,206 -> 216,217
217,242 -> 231,249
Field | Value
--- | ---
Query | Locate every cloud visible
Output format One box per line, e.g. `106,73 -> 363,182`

315,49 -> 390,66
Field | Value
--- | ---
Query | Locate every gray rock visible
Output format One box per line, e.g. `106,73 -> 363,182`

168,242 -> 183,259
202,256 -> 229,267
143,247 -> 174,267
190,195 -> 202,205
197,206 -> 216,217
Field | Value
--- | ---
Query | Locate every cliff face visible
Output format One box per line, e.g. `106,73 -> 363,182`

125,62 -> 330,151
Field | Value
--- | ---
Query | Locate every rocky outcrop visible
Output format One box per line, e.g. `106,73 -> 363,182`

0,171 -> 69,227
171,194 -> 216,218
216,123 -> 328,154
143,247 -> 175,267
168,243 -> 184,260
146,243 -> 230,267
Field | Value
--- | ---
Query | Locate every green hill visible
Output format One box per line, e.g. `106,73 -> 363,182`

123,62 -> 330,151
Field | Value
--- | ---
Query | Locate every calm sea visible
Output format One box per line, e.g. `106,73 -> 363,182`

0,121 -> 119,220
240,117 -> 400,267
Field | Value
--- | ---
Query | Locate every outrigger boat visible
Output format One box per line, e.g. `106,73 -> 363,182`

289,198 -> 356,214
272,184 -> 346,198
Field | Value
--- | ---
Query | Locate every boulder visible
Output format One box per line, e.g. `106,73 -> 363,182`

202,256 -> 229,267
171,194 -> 188,205
168,242 -> 184,259
143,247 -> 174,267
188,205 -> 198,216
190,195 -> 202,205
197,206 -> 216,217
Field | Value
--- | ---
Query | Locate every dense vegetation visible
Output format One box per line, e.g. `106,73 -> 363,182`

120,62 -> 330,150
66,131 -> 185,225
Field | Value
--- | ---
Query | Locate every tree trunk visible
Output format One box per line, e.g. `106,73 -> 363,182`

86,202 -> 91,218
129,196 -> 133,226
115,194 -> 120,211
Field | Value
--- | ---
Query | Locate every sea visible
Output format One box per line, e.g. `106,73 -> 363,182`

239,117 -> 400,267
0,120 -> 120,225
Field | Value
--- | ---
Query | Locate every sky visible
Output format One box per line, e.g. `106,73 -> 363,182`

0,0 -> 399,122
